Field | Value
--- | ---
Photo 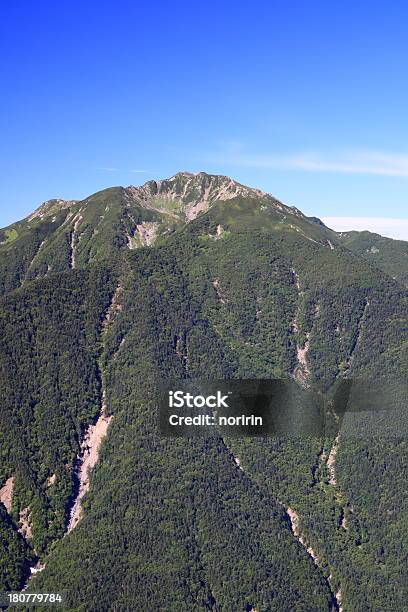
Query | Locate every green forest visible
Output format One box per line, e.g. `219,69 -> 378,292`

0,174 -> 407,611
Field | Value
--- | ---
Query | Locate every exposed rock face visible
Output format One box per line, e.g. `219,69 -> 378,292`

295,333 -> 310,382
135,221 -> 159,246
19,507 -> 33,539
212,278 -> 226,304
291,268 -> 311,384
28,198 -> 77,222
287,506 -> 343,610
0,476 -> 14,512
66,283 -> 120,534
124,172 -> 289,220
14,172 -> 316,269
67,414 -> 112,533
327,435 -> 340,486
103,285 -> 123,326
287,507 -> 319,565
23,173 -> 312,231
47,473 -> 57,487
70,213 -> 83,269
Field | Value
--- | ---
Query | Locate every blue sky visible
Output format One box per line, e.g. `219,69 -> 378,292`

1,1 -> 408,238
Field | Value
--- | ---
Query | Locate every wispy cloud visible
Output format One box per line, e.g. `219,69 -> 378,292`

323,217 -> 408,241
209,147 -> 408,177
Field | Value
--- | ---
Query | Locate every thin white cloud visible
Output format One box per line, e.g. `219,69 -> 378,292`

209,148 -> 408,177
323,217 -> 408,241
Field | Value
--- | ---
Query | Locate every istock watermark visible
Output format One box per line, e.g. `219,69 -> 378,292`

168,390 -> 231,409
159,379 -> 325,437
158,379 -> 408,438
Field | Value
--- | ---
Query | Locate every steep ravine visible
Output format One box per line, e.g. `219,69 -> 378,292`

327,434 -> 340,487
286,506 -> 342,611
291,268 -> 311,385
24,284 -> 122,591
342,298 -> 370,377
66,284 -> 122,533
223,440 -> 342,611
24,280 -> 127,593
66,411 -> 112,533
0,476 -> 44,588
69,212 -> 83,269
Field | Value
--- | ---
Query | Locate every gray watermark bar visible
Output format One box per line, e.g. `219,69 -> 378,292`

159,379 -> 325,437
158,379 -> 408,438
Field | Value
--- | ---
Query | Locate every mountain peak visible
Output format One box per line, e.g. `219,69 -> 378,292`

28,198 -> 78,222
124,171 -> 283,221
25,172 -> 292,225
7,170 -> 408,291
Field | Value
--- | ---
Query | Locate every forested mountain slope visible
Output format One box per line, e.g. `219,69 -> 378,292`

339,230 -> 408,287
0,173 -> 407,611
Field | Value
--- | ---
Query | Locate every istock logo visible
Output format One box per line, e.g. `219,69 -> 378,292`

160,379 -> 328,438
168,390 -> 230,408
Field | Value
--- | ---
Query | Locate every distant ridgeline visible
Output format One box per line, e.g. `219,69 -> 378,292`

0,172 -> 407,611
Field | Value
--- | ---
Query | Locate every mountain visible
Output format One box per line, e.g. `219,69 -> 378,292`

0,172 -> 342,294
339,230 -> 408,287
0,173 -> 407,611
